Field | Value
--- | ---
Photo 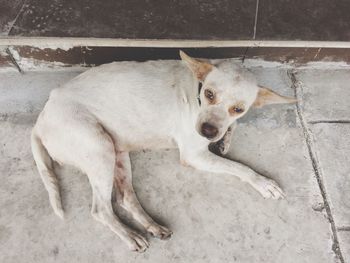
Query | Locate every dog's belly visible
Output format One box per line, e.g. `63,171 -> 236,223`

91,104 -> 179,151
116,134 -> 177,151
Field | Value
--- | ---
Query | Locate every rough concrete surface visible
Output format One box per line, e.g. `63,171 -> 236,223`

297,68 -> 350,122
309,124 -> 350,227
339,232 -> 350,262
0,62 -> 349,263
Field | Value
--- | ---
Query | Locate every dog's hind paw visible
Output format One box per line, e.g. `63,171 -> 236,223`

124,231 -> 149,253
147,223 -> 173,240
251,176 -> 285,200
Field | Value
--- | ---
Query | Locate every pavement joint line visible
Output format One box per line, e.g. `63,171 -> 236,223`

337,226 -> 350,232
309,120 -> 350,124
5,47 -> 23,73
288,69 -> 345,263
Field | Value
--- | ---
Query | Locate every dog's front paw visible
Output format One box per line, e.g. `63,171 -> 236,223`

209,139 -> 228,156
251,176 -> 285,200
147,223 -> 173,240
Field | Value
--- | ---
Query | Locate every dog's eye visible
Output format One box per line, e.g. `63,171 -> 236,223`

234,107 -> 243,113
229,106 -> 244,115
205,89 -> 215,101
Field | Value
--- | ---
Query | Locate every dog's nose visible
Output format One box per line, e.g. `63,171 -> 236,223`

201,122 -> 218,139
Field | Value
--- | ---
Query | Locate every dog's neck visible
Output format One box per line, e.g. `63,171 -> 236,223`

174,67 -> 200,109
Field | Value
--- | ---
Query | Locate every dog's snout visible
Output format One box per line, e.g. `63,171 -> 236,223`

201,122 -> 218,139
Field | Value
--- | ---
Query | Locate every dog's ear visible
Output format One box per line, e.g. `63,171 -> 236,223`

253,86 -> 297,108
179,50 -> 214,82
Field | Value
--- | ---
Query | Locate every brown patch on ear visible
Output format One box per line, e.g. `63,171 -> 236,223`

253,86 -> 297,108
179,50 -> 213,81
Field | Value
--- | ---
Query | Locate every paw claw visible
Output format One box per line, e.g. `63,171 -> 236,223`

125,231 -> 149,253
147,224 -> 173,240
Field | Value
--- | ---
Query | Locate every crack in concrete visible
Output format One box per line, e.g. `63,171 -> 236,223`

288,69 -> 345,263
309,120 -> 350,124
337,226 -> 350,232
241,47 -> 249,63
5,48 -> 23,73
4,0 -> 27,74
253,0 -> 259,39
7,0 -> 28,36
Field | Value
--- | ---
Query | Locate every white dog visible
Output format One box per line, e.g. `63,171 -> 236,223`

31,51 -> 295,252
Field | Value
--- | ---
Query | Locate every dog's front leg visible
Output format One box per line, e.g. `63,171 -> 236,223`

181,147 -> 285,199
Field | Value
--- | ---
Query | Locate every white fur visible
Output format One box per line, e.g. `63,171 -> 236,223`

31,53 -> 291,252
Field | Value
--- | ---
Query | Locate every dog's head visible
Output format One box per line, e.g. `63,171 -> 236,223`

180,51 -> 296,142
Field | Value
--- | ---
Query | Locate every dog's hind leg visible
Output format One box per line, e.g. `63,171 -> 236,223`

114,151 -> 172,240
37,111 -> 149,252
47,117 -> 150,252
90,185 -> 149,252
82,128 -> 150,252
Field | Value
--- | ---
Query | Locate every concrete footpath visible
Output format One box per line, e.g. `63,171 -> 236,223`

0,61 -> 349,263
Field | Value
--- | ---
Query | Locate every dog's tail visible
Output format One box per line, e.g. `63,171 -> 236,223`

31,130 -> 64,219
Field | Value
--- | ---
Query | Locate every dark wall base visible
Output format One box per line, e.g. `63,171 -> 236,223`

3,46 -> 350,69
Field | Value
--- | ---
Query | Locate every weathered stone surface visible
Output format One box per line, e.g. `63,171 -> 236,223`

338,231 -> 350,263
257,0 -> 350,41
0,71 -> 82,121
297,68 -> 350,122
310,123 -> 350,227
0,47 -> 15,68
10,0 -> 256,39
0,0 -> 25,35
